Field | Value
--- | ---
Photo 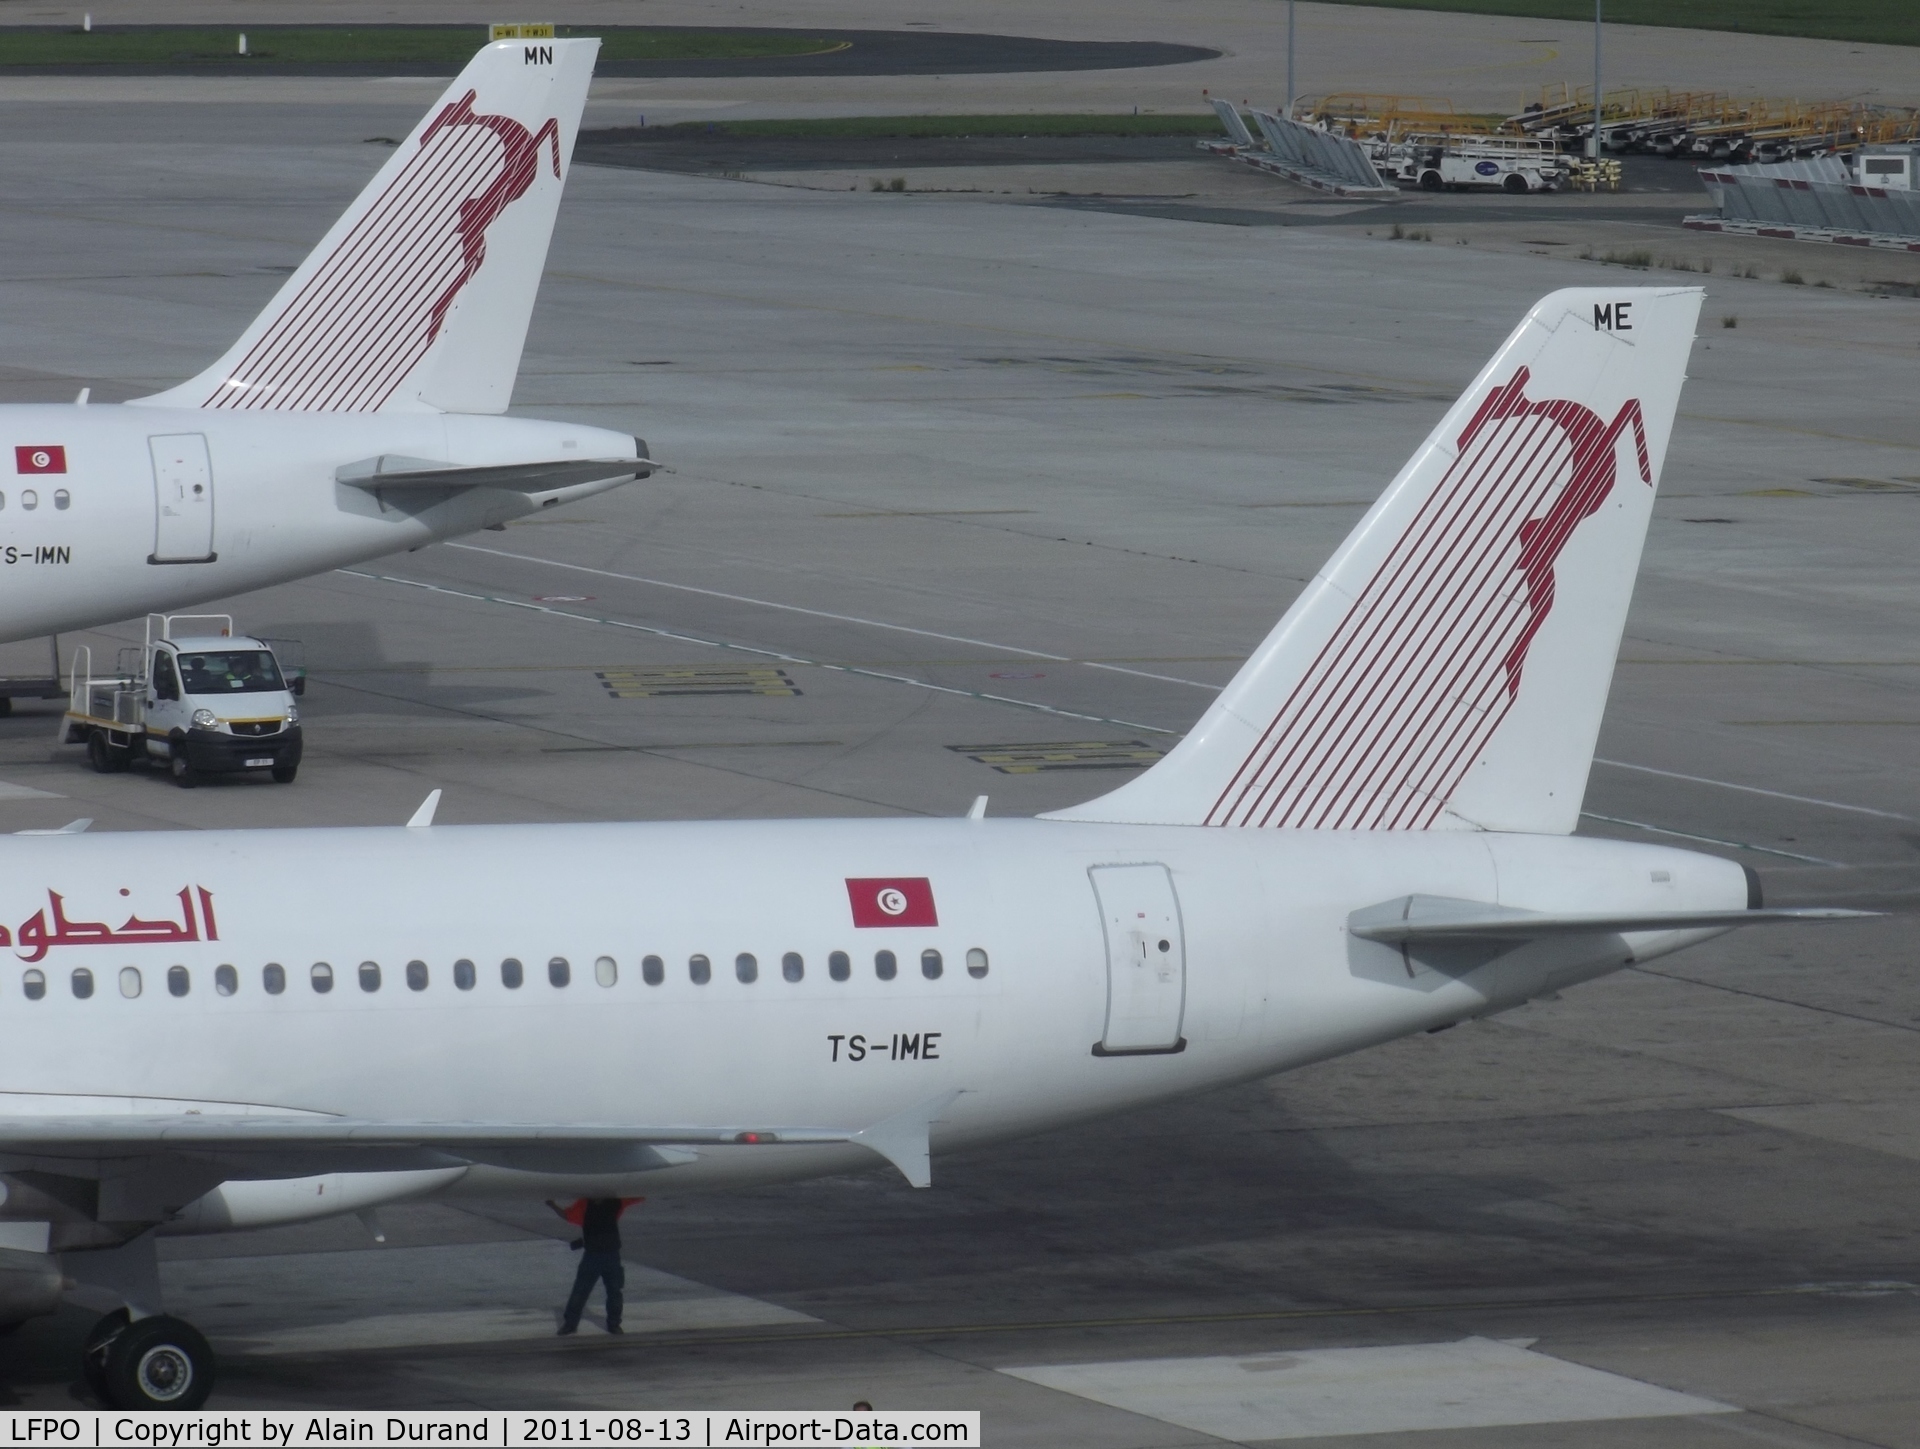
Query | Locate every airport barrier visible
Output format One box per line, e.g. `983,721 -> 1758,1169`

1203,106 -> 1397,196
1688,154 -> 1920,250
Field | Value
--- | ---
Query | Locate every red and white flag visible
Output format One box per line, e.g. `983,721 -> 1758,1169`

15,445 -> 65,474
845,877 -> 938,928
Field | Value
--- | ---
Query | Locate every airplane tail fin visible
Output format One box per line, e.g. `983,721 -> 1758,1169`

1050,287 -> 1702,834
134,38 -> 598,416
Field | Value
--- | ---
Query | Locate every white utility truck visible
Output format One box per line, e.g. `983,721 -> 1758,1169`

1392,135 -> 1567,192
62,615 -> 304,786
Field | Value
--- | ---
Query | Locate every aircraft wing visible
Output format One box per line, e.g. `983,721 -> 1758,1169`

0,1090 -> 963,1189
1350,894 -> 1873,944
335,453 -> 653,492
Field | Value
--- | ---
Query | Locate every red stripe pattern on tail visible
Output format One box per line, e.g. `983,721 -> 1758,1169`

202,91 -> 560,412
1205,366 -> 1650,830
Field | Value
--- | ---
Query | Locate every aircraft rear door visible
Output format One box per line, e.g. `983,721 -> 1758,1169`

149,434 -> 215,563
1089,863 -> 1187,1055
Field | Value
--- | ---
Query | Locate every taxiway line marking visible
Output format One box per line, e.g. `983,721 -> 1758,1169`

444,541 -> 1223,691
263,1280 -> 1902,1360
1593,758 -> 1912,822
1579,811 -> 1846,867
339,569 -> 1179,736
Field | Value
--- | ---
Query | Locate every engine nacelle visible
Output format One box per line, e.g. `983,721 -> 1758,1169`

0,1246 -> 64,1327
165,1168 -> 466,1234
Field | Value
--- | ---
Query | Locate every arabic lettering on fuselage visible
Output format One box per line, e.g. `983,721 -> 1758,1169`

5,886 -> 219,963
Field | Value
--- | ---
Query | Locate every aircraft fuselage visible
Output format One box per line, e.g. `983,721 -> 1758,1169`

0,817 -> 1745,1208
0,403 -> 637,643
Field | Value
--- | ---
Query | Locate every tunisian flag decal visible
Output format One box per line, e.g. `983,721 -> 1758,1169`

846,877 -> 938,928
15,446 -> 65,474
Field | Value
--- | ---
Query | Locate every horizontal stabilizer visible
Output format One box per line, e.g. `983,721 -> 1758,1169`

336,452 -> 650,493
1350,894 -> 1873,944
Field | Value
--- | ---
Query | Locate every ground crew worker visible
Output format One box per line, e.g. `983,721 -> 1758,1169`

548,1197 -> 636,1334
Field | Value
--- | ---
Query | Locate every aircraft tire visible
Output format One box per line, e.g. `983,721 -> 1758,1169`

80,1307 -> 129,1403
100,1314 -> 214,1410
169,751 -> 198,789
270,764 -> 298,784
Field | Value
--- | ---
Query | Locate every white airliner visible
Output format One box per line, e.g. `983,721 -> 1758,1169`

0,286 -> 1865,1408
0,38 -> 644,646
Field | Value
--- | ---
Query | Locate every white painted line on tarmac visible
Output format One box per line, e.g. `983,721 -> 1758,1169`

1002,1337 -> 1735,1441
445,542 -> 1224,690
0,780 -> 63,800
1593,758 -> 1912,822
230,1293 -> 815,1355
1580,811 -> 1846,867
339,569 -> 1180,736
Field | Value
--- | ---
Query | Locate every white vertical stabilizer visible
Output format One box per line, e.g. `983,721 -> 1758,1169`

1051,287 -> 1702,834
133,38 -> 598,415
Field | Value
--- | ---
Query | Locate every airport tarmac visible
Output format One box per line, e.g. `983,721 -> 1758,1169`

0,60 -> 1918,1447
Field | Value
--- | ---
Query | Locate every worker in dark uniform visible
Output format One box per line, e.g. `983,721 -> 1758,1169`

549,1197 -> 633,1335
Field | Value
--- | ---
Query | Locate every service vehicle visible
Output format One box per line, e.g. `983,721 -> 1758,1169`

62,614 -> 303,786
1392,134 -> 1566,192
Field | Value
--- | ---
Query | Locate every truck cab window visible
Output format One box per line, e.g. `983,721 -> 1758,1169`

178,650 -> 286,694
152,652 -> 180,702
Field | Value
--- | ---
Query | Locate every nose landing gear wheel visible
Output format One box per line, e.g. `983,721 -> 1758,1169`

93,1313 -> 214,1410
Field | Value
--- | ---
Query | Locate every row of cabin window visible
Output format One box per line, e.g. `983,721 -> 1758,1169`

15,948 -> 991,1000
0,489 -> 69,511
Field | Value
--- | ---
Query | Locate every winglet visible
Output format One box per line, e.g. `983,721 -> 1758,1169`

406,790 -> 442,828
851,1090 -> 963,1189
15,819 -> 93,836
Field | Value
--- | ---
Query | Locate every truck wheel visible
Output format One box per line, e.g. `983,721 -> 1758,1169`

88,731 -> 129,773
100,1314 -> 214,1410
1419,170 -> 1442,191
169,753 -> 198,789
1503,171 -> 1530,193
270,764 -> 298,784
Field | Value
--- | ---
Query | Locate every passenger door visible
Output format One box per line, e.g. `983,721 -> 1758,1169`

149,434 -> 215,563
1089,864 -> 1187,1055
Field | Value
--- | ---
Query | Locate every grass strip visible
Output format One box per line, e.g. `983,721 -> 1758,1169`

0,26 -> 841,67
1307,0 -> 1919,47
643,114 -> 1226,139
